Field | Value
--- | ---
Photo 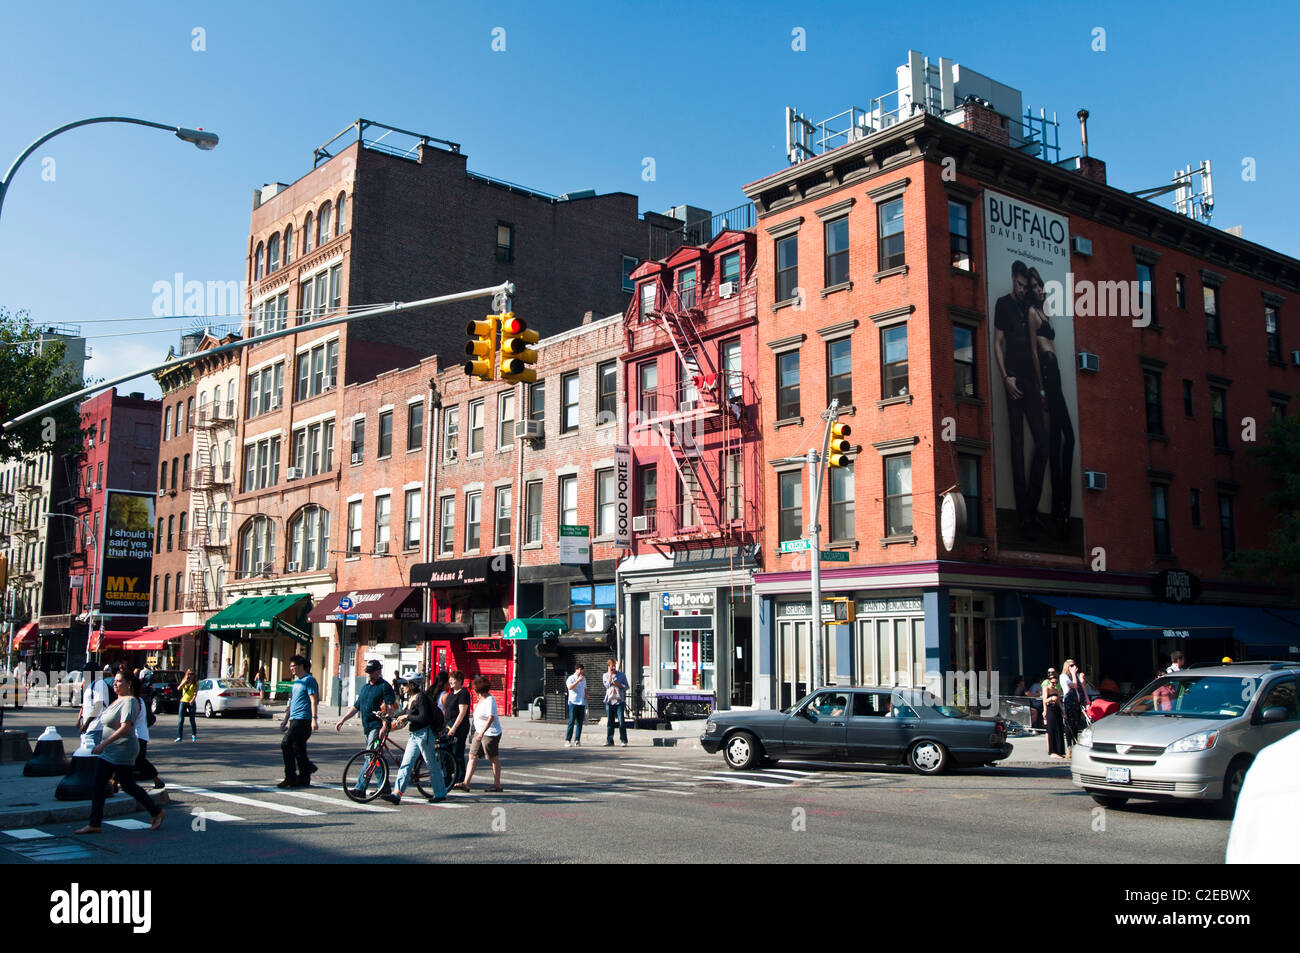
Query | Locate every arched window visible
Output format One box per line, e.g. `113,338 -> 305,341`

283,223 -> 293,266
335,192 -> 347,235
317,202 -> 332,246
288,505 -> 331,572
152,576 -> 159,612
163,574 -> 170,611
182,453 -> 191,485
179,511 -> 187,547
167,514 -> 175,551
156,517 -> 163,554
240,516 -> 275,577
219,502 -> 230,543
164,406 -> 172,441
267,232 -> 280,273
303,212 -> 313,254
175,572 -> 183,609
215,566 -> 226,604
255,242 -> 264,280
159,459 -> 167,490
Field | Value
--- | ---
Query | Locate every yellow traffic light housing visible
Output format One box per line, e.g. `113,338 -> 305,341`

0,552 -> 7,589
827,596 -> 855,625
464,315 -> 499,381
499,312 -> 539,383
827,422 -> 852,468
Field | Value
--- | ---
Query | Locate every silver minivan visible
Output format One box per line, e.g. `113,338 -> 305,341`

1071,662 -> 1300,816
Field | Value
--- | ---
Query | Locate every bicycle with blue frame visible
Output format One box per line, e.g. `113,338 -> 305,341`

342,713 -> 456,803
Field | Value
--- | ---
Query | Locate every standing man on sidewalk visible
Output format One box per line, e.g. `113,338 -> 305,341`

278,655 -> 318,788
564,663 -> 587,748
442,671 -> 471,784
603,659 -> 630,747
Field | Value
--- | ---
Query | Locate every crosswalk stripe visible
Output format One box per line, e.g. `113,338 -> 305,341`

169,784 -> 324,816
625,762 -> 698,773
2,828 -> 52,840
217,781 -> 396,813
193,809 -> 245,822
106,818 -> 152,830
509,770 -> 643,797
693,775 -> 790,788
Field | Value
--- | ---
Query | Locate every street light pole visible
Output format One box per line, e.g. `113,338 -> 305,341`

0,116 -> 218,224
806,399 -> 840,691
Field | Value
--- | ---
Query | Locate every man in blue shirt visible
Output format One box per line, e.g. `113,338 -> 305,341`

336,659 -> 396,790
278,655 -> 319,788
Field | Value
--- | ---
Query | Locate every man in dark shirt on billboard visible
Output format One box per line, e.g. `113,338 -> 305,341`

994,260 -> 1048,537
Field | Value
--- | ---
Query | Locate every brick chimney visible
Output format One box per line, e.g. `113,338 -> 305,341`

958,100 -> 1010,146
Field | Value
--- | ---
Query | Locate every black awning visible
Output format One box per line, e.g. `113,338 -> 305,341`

411,555 -> 513,588
422,622 -> 474,638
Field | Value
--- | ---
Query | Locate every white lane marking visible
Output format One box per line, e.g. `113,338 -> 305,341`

693,775 -> 790,788
492,770 -> 643,798
624,762 -> 700,773
217,781 -> 396,813
106,819 -> 152,830
194,810 -> 245,822
2,828 -> 52,840
168,784 -> 324,816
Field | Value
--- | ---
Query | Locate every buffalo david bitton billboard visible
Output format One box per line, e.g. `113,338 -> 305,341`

99,490 -> 156,616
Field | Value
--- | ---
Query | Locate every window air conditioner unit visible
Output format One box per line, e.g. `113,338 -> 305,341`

514,420 -> 543,440
286,561 -> 299,573
718,281 -> 737,298
258,561 -> 273,576
1078,352 -> 1099,373
268,396 -> 281,410
1071,236 -> 1093,256
286,467 -> 304,481
350,452 -> 363,465
632,515 -> 649,532
321,377 -> 335,392
1084,470 -> 1107,491
373,542 -> 389,555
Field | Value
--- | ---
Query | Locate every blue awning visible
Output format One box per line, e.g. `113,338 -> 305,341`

1030,596 -> 1300,647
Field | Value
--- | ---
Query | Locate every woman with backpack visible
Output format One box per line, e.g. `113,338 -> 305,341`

75,668 -> 165,834
381,673 -> 446,805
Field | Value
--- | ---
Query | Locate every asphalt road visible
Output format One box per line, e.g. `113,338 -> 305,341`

0,707 -> 1232,864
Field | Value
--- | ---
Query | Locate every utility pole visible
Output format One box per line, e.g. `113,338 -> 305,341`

807,399 -> 841,689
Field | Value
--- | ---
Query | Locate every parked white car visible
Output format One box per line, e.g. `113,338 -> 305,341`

196,677 -> 262,718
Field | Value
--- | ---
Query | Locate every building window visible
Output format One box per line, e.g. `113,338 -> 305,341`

350,418 -> 365,464
597,362 -> 617,423
958,453 -> 983,538
404,489 -> 421,550
248,361 -> 286,417
254,242 -> 263,281
335,192 -> 346,235
954,325 -> 976,397
1219,495 -> 1235,563
824,217 -> 849,287
156,517 -> 163,554
185,397 -> 193,432
621,256 -> 638,293
348,500 -> 362,554
175,573 -> 183,609
878,198 -> 905,271
407,401 -> 423,451
561,372 -> 579,433
163,574 -> 170,611
302,212 -> 312,254
329,264 -> 342,313
1204,285 -> 1221,345
679,460 -> 698,528
167,514 -> 174,552
439,496 -> 455,555
559,474 -> 577,527
1175,273 -> 1186,309
826,338 -> 852,407
779,470 -> 802,542
288,505 -> 330,572
638,361 -> 658,417
529,380 -> 545,426
374,495 -> 391,551
164,406 -> 172,441
464,491 -> 482,550
720,251 -> 740,286
722,339 -> 742,401
468,399 -> 484,454
1144,371 -> 1164,436
775,235 -> 798,303
525,481 -> 542,544
596,469 -> 615,537
885,455 -> 913,537
377,410 -> 393,458
1190,488 -> 1201,528
318,203 -> 332,246
494,486 -> 511,549
267,233 -> 280,274
242,436 -> 281,492
882,325 -> 909,398
1151,485 -> 1171,555
1136,261 -> 1156,326
949,200 -> 971,270
496,222 -> 514,263
283,224 -> 292,265
777,351 -> 800,420
299,277 -> 313,325
443,407 -> 459,461
725,450 -> 742,523
1266,304 -> 1282,363
1210,387 -> 1228,450
829,464 -> 854,542
159,459 -> 167,490
239,516 -> 275,577
292,420 -> 334,476
638,465 -> 657,520
1183,380 -> 1194,417
152,576 -> 159,612
677,266 -> 697,310
497,392 -> 515,449
639,281 -> 657,320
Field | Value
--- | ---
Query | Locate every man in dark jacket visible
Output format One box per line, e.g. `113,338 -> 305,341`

383,674 -> 446,804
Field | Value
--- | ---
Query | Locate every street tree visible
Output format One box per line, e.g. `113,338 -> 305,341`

0,306 -> 88,459
1232,402 -> 1300,586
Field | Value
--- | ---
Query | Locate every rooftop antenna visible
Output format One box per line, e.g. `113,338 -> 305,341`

1131,160 -> 1214,224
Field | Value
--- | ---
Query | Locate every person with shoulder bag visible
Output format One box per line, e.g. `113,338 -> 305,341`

382,674 -> 446,805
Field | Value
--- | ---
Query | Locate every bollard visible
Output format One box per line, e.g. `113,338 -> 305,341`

55,734 -> 102,801
23,726 -> 69,776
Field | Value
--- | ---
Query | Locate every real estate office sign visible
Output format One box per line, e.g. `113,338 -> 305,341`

98,490 -> 156,617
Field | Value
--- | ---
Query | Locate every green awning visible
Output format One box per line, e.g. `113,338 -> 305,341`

502,617 -> 569,640
206,594 -> 312,641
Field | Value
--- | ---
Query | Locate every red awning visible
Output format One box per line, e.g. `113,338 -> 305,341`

12,622 -> 39,651
122,624 -> 203,651
87,629 -> 138,653
306,587 -> 422,624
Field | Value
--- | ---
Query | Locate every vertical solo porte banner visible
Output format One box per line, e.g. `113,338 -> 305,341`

983,191 -> 1083,556
99,490 -> 156,616
614,445 -> 631,548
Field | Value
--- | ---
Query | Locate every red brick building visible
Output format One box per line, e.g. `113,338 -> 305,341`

744,53 -> 1299,708
619,229 -> 765,715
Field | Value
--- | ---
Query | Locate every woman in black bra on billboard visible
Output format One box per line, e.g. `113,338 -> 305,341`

1027,267 -> 1075,540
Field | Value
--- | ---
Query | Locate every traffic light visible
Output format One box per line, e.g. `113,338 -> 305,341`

827,597 -> 855,625
827,422 -> 852,468
464,315 -> 499,381
498,312 -> 539,383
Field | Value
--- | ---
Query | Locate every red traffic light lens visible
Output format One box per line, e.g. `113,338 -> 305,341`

501,316 -> 524,334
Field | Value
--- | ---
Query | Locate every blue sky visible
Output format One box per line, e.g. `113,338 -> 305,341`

2,0 -> 1296,398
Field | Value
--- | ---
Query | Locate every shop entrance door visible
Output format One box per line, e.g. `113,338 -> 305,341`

777,619 -> 809,710
730,616 -> 752,707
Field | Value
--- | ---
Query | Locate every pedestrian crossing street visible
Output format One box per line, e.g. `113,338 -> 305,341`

0,759 -> 866,859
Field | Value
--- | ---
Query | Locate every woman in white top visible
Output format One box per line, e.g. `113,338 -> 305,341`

455,675 -> 503,793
